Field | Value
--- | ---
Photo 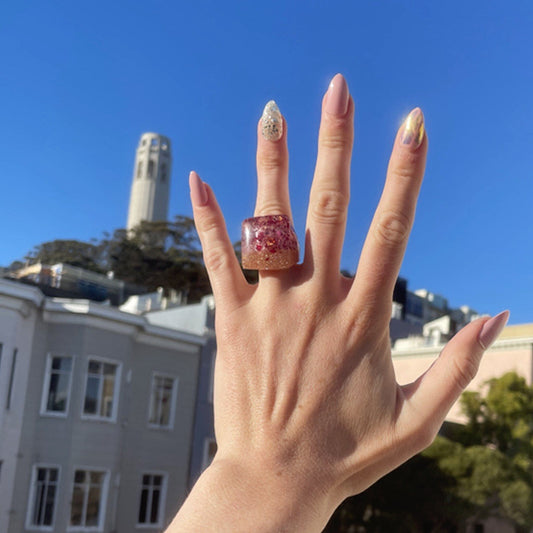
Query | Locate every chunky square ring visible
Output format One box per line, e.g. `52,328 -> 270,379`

241,215 -> 299,270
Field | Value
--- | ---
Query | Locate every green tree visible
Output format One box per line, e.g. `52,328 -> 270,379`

325,372 -> 533,532
10,215 -> 214,303
24,239 -> 106,273
105,217 -> 211,301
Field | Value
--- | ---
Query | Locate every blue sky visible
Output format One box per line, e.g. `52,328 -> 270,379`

1,1 -> 532,323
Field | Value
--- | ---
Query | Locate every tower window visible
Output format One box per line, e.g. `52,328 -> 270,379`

161,164 -> 167,183
161,141 -> 168,151
137,161 -> 143,179
150,138 -> 158,147
148,160 -> 155,179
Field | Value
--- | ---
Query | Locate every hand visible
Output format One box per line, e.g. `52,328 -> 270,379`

168,74 -> 509,532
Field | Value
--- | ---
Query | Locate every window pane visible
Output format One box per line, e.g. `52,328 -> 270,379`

138,488 -> 148,523
33,484 -> 45,525
70,486 -> 84,525
153,475 -> 162,487
150,376 -> 174,426
103,363 -> 116,377
101,374 -> 115,417
86,486 -> 101,526
150,489 -> 160,523
44,485 -> 56,525
47,372 -> 70,412
88,360 -> 101,374
84,376 -> 99,414
74,470 -> 85,483
90,471 -> 103,484
52,356 -> 71,371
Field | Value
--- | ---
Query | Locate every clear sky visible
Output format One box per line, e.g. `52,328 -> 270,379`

1,1 -> 532,323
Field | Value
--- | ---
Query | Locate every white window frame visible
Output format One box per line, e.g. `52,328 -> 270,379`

147,372 -> 178,430
67,467 -> 109,532
135,471 -> 168,528
81,356 -> 121,423
40,353 -> 74,417
25,463 -> 61,531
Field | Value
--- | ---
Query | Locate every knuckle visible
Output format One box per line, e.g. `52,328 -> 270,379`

451,354 -> 480,391
202,245 -> 232,275
413,423 -> 439,452
259,150 -> 285,173
310,188 -> 349,225
400,416 -> 440,454
255,200 -> 287,216
320,131 -> 351,153
374,209 -> 411,248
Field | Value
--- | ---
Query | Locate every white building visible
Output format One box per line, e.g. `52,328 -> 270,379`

127,133 -> 172,231
0,279 -> 202,532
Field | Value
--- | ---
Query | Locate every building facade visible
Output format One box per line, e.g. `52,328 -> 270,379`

0,279 -> 202,532
145,295 -> 217,488
126,133 -> 172,231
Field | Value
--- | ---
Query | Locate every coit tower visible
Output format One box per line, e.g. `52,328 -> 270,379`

126,132 -> 172,231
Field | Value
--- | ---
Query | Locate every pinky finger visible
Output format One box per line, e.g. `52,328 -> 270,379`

189,171 -> 250,307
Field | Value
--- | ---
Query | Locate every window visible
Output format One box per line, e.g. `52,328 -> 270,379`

83,359 -> 120,420
137,473 -> 166,526
136,161 -> 143,179
27,466 -> 59,528
6,348 -> 17,409
160,163 -> 167,182
70,469 -> 107,529
41,355 -> 73,415
147,160 -> 154,179
148,374 -> 177,428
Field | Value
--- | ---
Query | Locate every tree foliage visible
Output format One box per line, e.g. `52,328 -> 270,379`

12,216 -> 214,302
324,372 -> 533,532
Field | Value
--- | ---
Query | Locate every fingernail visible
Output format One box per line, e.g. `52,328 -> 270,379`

261,100 -> 283,141
401,108 -> 425,149
478,310 -> 510,350
325,74 -> 349,116
189,171 -> 208,206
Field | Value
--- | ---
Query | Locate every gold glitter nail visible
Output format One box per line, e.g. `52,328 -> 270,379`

401,108 -> 424,148
261,100 -> 283,141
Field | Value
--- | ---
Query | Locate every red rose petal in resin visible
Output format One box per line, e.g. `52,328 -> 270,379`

241,215 -> 299,270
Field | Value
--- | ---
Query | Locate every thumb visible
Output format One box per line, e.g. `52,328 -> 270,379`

400,310 -> 510,440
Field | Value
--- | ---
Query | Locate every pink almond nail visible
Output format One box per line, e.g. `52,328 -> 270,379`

478,310 -> 510,350
189,171 -> 208,207
325,74 -> 349,116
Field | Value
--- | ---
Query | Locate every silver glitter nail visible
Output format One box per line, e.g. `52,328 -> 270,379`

261,100 -> 283,141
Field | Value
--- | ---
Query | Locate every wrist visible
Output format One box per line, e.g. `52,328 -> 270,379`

167,454 -> 338,533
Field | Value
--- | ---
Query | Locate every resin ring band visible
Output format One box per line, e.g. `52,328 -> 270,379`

241,215 -> 299,270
